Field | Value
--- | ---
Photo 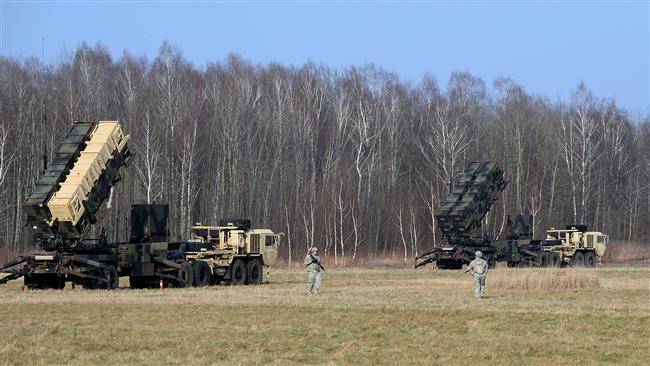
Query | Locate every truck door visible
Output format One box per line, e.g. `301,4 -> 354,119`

594,234 -> 607,258
263,234 -> 280,265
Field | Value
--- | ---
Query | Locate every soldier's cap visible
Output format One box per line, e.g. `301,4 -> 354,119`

310,247 -> 318,253
475,251 -> 483,258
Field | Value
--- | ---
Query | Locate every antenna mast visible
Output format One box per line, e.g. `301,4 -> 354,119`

41,36 -> 48,172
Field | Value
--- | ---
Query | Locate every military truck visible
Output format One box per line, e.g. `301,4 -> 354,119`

0,121 -> 193,289
180,219 -> 281,286
491,222 -> 608,268
540,225 -> 607,267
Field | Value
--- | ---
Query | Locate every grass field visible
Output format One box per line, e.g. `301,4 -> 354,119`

1,267 -> 648,365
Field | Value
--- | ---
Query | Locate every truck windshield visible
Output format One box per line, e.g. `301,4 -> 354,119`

193,228 -> 208,238
547,232 -> 559,240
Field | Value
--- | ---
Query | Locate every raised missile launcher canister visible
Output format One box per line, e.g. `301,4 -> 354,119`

1,121 -> 196,289
22,121 -> 96,247
416,162 -> 507,269
47,122 -> 130,234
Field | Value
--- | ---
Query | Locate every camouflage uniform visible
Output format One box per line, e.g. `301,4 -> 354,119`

467,252 -> 488,298
304,248 -> 322,294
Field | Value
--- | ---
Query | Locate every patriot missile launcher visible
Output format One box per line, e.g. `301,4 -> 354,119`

415,162 -> 507,269
0,121 -> 193,289
415,161 -> 608,269
22,121 -> 131,251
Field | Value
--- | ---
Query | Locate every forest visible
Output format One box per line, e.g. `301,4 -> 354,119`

0,42 -> 648,263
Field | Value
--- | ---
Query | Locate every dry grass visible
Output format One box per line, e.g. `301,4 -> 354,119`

0,267 -> 648,365
275,255 -> 410,269
0,247 -> 38,265
605,241 -> 650,264
487,268 -> 600,290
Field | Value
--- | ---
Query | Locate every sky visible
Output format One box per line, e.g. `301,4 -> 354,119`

1,1 -> 649,114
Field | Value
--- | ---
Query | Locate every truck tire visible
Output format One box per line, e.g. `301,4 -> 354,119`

583,252 -> 596,267
230,259 -> 247,285
570,252 -> 585,267
193,261 -> 212,287
534,252 -> 544,267
246,259 -> 263,285
541,253 -> 550,267
548,253 -> 561,267
176,261 -> 194,288
82,280 -> 98,290
83,269 -> 104,290
103,266 -> 119,290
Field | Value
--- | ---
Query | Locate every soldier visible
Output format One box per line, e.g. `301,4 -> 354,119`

304,247 -> 324,294
464,251 -> 488,298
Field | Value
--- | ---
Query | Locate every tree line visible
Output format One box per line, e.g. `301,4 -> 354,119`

1,42 -> 648,263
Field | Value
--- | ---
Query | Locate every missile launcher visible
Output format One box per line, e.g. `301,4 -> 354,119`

23,121 -> 131,251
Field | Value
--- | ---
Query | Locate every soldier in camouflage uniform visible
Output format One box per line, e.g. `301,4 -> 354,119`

304,247 -> 323,294
464,251 -> 488,298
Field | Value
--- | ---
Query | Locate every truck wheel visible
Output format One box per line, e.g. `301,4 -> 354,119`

82,279 -> 98,290
246,259 -> 263,285
548,253 -> 561,267
176,261 -> 194,288
82,270 -> 102,290
193,261 -> 212,287
570,252 -> 585,267
583,252 -> 596,267
104,266 -> 119,290
91,267 -> 118,290
541,253 -> 550,267
230,259 -> 247,285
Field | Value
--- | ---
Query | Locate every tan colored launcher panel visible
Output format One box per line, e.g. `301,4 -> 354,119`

47,121 -> 125,225
92,121 -> 125,151
48,184 -> 85,223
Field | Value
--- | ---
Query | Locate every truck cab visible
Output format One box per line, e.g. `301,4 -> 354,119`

543,226 -> 607,267
184,222 -> 281,286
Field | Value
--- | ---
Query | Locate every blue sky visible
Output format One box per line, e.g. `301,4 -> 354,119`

1,1 -> 649,114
